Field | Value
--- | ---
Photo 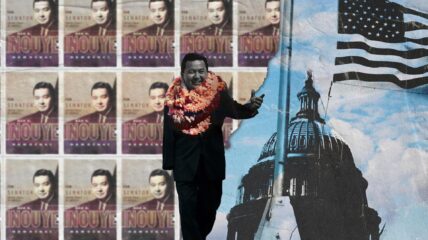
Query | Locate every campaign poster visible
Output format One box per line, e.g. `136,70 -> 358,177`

6,0 -> 59,66
122,0 -> 175,67
122,159 -> 174,240
122,72 -> 173,154
6,159 -> 59,240
6,72 -> 59,154
64,159 -> 116,240
64,0 -> 117,66
238,0 -> 280,67
64,72 -> 116,154
180,0 -> 233,67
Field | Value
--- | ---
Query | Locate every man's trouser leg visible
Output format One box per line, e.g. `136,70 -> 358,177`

197,178 -> 223,239
176,181 -> 204,240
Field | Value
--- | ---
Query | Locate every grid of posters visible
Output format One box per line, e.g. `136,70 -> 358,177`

0,1 -> 273,240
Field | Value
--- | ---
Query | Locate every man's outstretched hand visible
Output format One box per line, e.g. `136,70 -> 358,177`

248,89 -> 265,111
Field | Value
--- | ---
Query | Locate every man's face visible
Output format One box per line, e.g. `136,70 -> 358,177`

207,1 -> 226,25
91,88 -> 111,113
34,175 -> 53,200
149,1 -> 168,25
149,88 -> 166,112
265,1 -> 280,25
92,1 -> 111,25
182,60 -> 208,90
34,1 -> 52,25
91,175 -> 110,200
34,88 -> 53,113
149,175 -> 168,200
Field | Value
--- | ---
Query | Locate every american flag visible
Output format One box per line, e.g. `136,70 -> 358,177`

334,0 -> 428,89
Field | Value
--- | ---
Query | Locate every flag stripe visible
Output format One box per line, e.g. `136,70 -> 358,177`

337,41 -> 428,59
405,22 -> 428,31
335,56 -> 428,75
405,37 -> 428,45
396,2 -> 428,19
333,72 -> 428,89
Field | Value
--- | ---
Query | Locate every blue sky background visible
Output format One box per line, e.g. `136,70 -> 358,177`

211,0 -> 428,239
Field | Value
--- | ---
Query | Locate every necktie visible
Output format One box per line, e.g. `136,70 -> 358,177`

41,201 -> 48,210
99,114 -> 107,123
98,201 -> 107,210
98,27 -> 106,36
273,27 -> 279,36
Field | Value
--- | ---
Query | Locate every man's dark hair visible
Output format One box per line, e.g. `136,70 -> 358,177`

33,81 -> 55,98
149,169 -> 174,198
181,53 -> 209,74
91,169 -> 113,184
265,0 -> 280,7
33,0 -> 58,24
91,81 -> 113,97
91,0 -> 113,8
33,169 -> 55,184
149,82 -> 169,95
149,0 -> 171,10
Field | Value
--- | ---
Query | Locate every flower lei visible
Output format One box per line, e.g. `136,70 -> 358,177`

165,72 -> 226,135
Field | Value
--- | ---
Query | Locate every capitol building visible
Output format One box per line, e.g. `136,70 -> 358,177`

227,72 -> 382,240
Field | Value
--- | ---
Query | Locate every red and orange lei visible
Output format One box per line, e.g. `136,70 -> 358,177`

165,72 -> 226,135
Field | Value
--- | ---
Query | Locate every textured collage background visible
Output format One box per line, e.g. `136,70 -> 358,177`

0,0 -> 279,239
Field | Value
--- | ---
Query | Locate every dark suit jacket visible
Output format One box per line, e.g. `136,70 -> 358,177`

69,22 -> 116,37
6,21 -> 59,66
246,24 -> 280,36
7,196 -> 58,240
163,90 -> 257,181
129,20 -> 174,37
123,196 -> 174,240
122,111 -> 163,154
64,197 -> 116,240
64,109 -> 116,154
7,108 -> 59,154
64,21 -> 116,67
193,21 -> 232,36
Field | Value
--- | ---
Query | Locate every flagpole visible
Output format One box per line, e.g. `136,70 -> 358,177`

273,0 -> 294,197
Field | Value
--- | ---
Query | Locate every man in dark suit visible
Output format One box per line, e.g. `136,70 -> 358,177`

163,53 -> 264,240
65,169 -> 116,240
123,82 -> 169,154
123,169 -> 174,240
64,82 -> 116,154
7,169 -> 58,240
6,0 -> 58,66
7,81 -> 58,154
